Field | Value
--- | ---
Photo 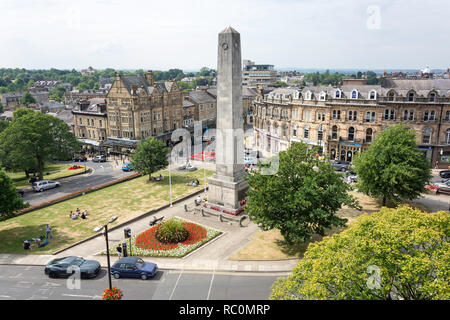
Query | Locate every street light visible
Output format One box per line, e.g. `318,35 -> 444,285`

168,152 -> 173,207
93,215 -> 118,291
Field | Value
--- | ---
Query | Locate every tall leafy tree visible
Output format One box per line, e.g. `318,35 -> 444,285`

271,206 -> 450,300
19,92 -> 36,106
245,142 -> 360,244
0,112 -> 81,180
353,123 -> 431,206
0,170 -> 27,219
131,137 -> 169,181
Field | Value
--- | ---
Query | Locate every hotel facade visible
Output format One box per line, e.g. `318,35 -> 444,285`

252,77 -> 450,168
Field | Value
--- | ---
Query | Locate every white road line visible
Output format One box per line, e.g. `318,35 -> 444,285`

169,269 -> 183,300
61,293 -> 101,299
206,269 -> 215,300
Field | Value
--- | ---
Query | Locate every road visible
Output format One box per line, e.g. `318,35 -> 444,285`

0,265 -> 283,300
21,159 -> 135,206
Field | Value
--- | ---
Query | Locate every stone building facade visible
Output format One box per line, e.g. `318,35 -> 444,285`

252,78 -> 450,168
72,98 -> 108,153
103,71 -> 183,154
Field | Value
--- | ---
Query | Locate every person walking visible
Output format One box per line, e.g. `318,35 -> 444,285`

45,224 -> 53,241
116,244 -> 123,258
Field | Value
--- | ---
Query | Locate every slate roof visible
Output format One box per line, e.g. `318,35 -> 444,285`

189,90 -> 216,103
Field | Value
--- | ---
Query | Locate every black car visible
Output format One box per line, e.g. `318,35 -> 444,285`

439,170 -> 450,179
73,155 -> 87,162
111,257 -> 158,280
44,256 -> 101,279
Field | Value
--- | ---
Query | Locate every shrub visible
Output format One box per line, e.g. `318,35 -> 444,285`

156,218 -> 189,244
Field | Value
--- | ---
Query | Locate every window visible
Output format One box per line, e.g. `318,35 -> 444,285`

318,125 -> 323,141
348,111 -> 353,121
429,92 -> 436,102
409,110 -> 414,121
388,91 -> 395,101
292,109 -> 299,120
390,109 -> 395,121
369,90 -> 377,100
445,111 -> 450,122
282,124 -> 287,137
331,125 -> 338,140
403,110 -> 408,121
408,92 -> 415,102
384,109 -> 389,120
365,128 -> 373,143
319,92 -> 327,101
365,112 -> 371,123
317,111 -> 325,121
335,90 -> 341,98
292,123 -> 297,136
430,110 -> 435,121
351,90 -> 358,99
348,127 -> 355,141
273,122 -> 278,135
422,128 -> 432,144
372,112 -> 376,123
305,91 -> 312,100
446,129 -> 450,145
424,111 -> 429,121
304,126 -> 309,139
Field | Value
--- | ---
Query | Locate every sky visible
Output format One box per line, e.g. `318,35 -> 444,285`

0,0 -> 449,71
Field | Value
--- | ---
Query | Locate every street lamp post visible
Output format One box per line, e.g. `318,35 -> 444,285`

168,153 -> 173,207
94,216 -> 118,291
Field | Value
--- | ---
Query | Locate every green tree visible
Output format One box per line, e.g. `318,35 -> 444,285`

131,137 -> 169,180
0,112 -> 81,180
271,206 -> 450,300
0,102 -> 3,113
0,119 -> 8,134
353,124 -> 431,206
245,142 -> 360,244
19,92 -> 36,106
0,170 -> 27,219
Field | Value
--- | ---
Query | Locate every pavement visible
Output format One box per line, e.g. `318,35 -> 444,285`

0,192 -> 299,273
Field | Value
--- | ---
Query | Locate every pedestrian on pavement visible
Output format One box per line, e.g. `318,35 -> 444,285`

45,224 -> 53,241
116,244 -> 123,258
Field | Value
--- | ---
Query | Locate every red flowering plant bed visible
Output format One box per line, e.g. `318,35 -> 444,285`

108,217 -> 221,257
102,286 -> 123,300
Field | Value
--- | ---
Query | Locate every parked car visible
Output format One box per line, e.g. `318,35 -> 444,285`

45,256 -> 101,279
122,162 -> 134,172
73,155 -> 87,162
244,157 -> 257,166
32,180 -> 61,192
439,170 -> 450,179
111,257 -> 158,280
92,155 -> 107,162
331,160 -> 350,171
434,180 -> 450,194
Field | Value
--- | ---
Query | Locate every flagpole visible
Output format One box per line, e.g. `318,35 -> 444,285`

169,152 -> 173,207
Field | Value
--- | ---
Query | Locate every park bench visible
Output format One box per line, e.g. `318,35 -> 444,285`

149,216 -> 164,226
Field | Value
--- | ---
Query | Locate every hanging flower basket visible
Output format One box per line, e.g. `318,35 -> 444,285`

102,286 -> 123,300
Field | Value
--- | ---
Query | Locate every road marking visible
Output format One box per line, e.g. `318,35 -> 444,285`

169,269 -> 183,300
9,273 -> 23,279
15,281 -> 33,288
62,293 -> 101,299
206,269 -> 215,300
0,295 -> 12,299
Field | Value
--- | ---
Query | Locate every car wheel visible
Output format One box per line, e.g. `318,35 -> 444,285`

49,272 -> 57,278
113,273 -> 120,279
141,274 -> 148,280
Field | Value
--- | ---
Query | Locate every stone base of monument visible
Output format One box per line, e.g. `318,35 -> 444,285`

193,203 -> 250,227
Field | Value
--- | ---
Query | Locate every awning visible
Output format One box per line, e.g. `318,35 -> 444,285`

100,138 -> 140,148
79,139 -> 100,147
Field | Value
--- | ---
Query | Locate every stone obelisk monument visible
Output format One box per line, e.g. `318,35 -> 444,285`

205,26 -> 248,216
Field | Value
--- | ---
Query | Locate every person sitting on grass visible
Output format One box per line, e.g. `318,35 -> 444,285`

80,211 -> 87,219
23,240 -> 32,250
71,211 -> 78,220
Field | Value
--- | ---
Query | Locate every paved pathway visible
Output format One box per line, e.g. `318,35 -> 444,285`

0,193 -> 298,273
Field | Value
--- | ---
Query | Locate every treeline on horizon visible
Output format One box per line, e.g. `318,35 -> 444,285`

0,67 -> 380,99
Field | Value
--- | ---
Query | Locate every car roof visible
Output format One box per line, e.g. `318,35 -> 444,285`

117,257 -> 140,263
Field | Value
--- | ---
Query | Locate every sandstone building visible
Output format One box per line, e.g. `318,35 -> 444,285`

252,77 -> 450,168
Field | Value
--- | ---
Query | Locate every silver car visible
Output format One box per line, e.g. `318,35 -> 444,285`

33,180 -> 61,192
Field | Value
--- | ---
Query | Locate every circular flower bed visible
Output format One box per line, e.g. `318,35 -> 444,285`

136,221 -> 208,251
102,286 -> 123,300
109,217 -> 221,257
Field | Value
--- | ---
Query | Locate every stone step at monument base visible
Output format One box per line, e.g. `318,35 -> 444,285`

193,204 -> 251,227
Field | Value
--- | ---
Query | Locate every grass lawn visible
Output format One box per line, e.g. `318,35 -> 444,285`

0,169 -> 213,254
229,191 -> 430,261
6,163 -> 87,189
